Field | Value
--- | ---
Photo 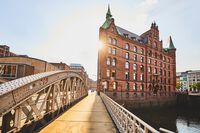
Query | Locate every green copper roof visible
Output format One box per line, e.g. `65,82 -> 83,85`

101,5 -> 113,29
168,36 -> 176,49
106,4 -> 112,20
101,19 -> 112,29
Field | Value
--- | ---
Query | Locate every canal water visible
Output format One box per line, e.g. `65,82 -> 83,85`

131,105 -> 200,133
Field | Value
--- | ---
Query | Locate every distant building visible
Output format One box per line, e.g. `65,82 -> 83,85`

176,70 -> 200,91
50,62 -> 69,70
88,78 -> 97,90
98,6 -> 176,97
0,45 -> 17,57
69,63 -> 89,87
0,56 -> 58,81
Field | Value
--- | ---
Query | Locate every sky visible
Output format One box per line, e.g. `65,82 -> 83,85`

0,0 -> 199,80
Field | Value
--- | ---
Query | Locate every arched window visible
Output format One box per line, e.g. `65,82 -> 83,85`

113,38 -> 117,45
140,56 -> 144,63
108,47 -> 111,54
133,46 -> 137,53
113,82 -> 117,90
140,84 -> 144,91
140,74 -> 144,81
133,54 -> 137,61
140,48 -> 144,54
133,83 -> 137,91
125,61 -> 129,69
163,56 -> 166,62
106,57 -> 110,65
112,48 -> 116,55
112,58 -> 116,66
126,82 -> 130,91
125,52 -> 129,59
155,52 -> 157,58
125,43 -> 129,50
140,65 -> 144,72
133,63 -> 137,71
108,37 -> 112,44
133,73 -> 137,80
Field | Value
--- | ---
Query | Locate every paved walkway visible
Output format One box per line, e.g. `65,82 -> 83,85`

40,92 -> 117,133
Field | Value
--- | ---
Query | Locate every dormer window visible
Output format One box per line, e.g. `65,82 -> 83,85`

123,34 -> 129,38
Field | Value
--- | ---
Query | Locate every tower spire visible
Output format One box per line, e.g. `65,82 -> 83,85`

168,36 -> 176,49
106,4 -> 112,20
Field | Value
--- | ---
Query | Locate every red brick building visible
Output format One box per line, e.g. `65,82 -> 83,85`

98,6 -> 176,97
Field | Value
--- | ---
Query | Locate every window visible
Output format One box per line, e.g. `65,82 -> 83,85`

125,52 -> 129,59
168,65 -> 170,70
125,72 -> 129,80
140,84 -> 144,91
140,65 -> 144,72
134,54 -> 137,61
133,46 -> 137,53
160,54 -> 163,60
163,56 -> 166,62
126,82 -> 130,91
168,58 -> 170,63
108,47 -> 111,54
133,73 -> 137,80
148,58 -> 151,64
113,38 -> 117,45
106,69 -> 110,77
0,64 -> 17,78
160,62 -> 162,67
111,70 -> 116,78
164,70 -> 166,76
148,50 -> 152,57
107,58 -> 110,65
153,42 -> 157,48
140,48 -> 144,54
148,67 -> 151,73
112,58 -> 116,66
140,74 -> 144,81
154,68 -> 157,74
133,63 -> 137,71
103,81 -> 108,89
154,60 -> 157,66
108,37 -> 112,44
140,56 -> 144,63
125,61 -> 129,69
133,83 -> 137,91
125,43 -> 129,50
160,69 -> 162,75
113,82 -> 117,90
155,52 -> 157,58
168,71 -> 170,77
112,48 -> 116,55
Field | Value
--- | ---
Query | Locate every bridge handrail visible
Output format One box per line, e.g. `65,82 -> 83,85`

101,92 -> 160,133
0,70 -> 85,116
0,70 -> 63,96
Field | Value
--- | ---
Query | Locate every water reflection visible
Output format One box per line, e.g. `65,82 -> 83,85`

131,106 -> 200,133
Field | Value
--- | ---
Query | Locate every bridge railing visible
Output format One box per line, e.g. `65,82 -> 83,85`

0,70 -> 88,133
101,92 -> 160,133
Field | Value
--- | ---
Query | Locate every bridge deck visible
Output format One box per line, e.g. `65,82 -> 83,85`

40,92 -> 117,133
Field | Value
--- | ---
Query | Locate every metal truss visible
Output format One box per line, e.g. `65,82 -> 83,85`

0,70 -> 87,133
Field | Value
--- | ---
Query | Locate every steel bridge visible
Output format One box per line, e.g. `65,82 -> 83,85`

0,71 -> 173,133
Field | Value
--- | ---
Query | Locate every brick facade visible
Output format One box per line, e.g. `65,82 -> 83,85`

97,6 -> 176,96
